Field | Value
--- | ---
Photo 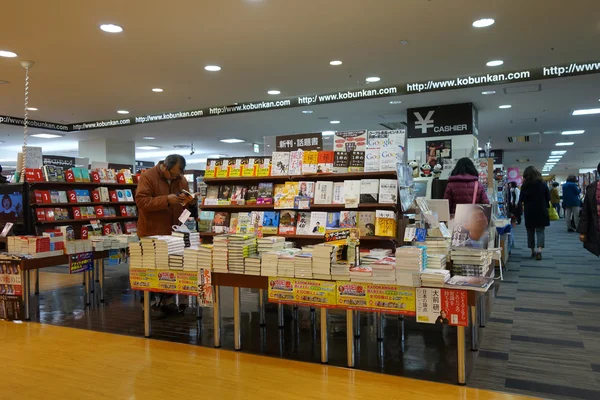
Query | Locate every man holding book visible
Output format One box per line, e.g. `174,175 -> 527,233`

136,154 -> 197,317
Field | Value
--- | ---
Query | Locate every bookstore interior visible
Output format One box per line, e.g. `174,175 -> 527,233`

1,42 -> 600,391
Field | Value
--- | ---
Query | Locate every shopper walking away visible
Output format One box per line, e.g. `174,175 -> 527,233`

551,182 -> 561,218
563,175 -> 581,232
518,166 -> 550,260
508,181 -> 522,225
578,162 -> 600,257
136,154 -> 197,317
443,157 -> 489,214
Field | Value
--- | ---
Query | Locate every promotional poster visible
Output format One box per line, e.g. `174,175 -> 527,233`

452,204 -> 492,249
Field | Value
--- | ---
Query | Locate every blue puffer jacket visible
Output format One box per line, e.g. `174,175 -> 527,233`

562,182 -> 581,207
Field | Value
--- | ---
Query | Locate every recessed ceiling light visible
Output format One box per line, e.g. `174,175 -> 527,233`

389,100 -> 402,104
486,60 -> 504,67
329,60 -> 343,66
366,77 -> 381,83
400,40 -> 409,45
548,156 -> 562,160
330,120 -> 340,124
26,107 -> 38,111
322,131 -> 336,136
0,50 -> 17,58
205,65 -> 221,72
143,136 -> 155,140
208,154 -> 228,158
499,105 -> 512,109
551,150 -> 567,155
100,24 -> 123,33
117,110 -> 129,114
30,133 -> 65,139
556,142 -> 574,146
473,18 -> 495,28
136,145 -> 161,150
572,108 -> 600,116
267,90 -> 281,95
220,139 -> 245,144
152,88 -> 163,93
481,90 -> 496,95
561,130 -> 584,135
302,110 -> 313,114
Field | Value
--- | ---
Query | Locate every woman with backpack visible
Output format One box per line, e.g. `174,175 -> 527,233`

518,166 -> 550,260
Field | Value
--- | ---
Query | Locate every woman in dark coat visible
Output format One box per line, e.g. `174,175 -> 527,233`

518,166 -> 550,260
578,162 -> 600,257
443,158 -> 489,214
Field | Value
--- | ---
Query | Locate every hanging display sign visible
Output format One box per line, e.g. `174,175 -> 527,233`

0,259 -> 24,321
135,160 -> 155,173
42,155 -> 76,168
129,268 -> 198,295
407,103 -> 478,139
2,60 -> 599,132
275,133 -> 323,151
478,149 -> 504,164
69,252 -> 93,274
416,288 -> 468,326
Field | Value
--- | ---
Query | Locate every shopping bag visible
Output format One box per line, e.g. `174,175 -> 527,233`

548,205 -> 559,221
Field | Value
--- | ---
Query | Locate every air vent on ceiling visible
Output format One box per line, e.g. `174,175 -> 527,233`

317,117 -> 329,120
503,84 -> 541,94
172,144 -> 191,149
380,122 -> 407,130
516,159 -> 530,163
508,136 -> 531,143
510,117 -> 538,124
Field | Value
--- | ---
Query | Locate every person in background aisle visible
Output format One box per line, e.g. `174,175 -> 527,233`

136,154 -> 197,317
578,163 -> 600,257
518,166 -> 550,260
508,181 -> 522,225
562,175 -> 582,232
551,182 -> 561,218
444,157 -> 489,214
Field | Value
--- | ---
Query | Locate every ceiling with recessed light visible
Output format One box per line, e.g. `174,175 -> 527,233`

0,0 -> 599,175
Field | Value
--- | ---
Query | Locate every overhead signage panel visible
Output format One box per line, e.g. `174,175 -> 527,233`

406,103 -> 477,138
0,60 -> 598,132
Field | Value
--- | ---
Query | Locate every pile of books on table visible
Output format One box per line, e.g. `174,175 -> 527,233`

420,269 -> 450,287
228,234 -> 257,274
257,236 -> 286,254
183,247 -> 199,271
294,253 -> 313,278
152,236 -> 185,269
278,254 -> 296,278
451,248 -> 492,277
172,231 -> 200,248
244,255 -> 262,276
140,237 -> 157,269
423,238 -> 451,257
129,242 -> 143,268
261,251 -> 279,276
427,254 -> 447,270
350,265 -> 373,283
371,257 -> 396,284
312,244 -> 340,280
331,261 -> 350,281
395,246 -> 426,287
197,244 -> 213,271
212,235 -> 230,273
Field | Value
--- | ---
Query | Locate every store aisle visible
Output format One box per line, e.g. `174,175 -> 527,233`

470,221 -> 600,400
0,321 -> 528,400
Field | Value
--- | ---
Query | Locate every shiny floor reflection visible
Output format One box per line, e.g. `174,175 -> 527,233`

31,266 -> 477,385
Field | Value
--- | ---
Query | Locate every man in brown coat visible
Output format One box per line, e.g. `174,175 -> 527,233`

135,154 -> 196,316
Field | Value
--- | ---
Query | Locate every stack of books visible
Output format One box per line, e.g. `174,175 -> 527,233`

371,257 -> 396,284
349,265 -> 373,283
312,244 -> 338,280
395,246 -> 426,287
140,237 -> 157,269
129,242 -> 143,268
423,238 -> 451,257
197,244 -> 213,271
212,235 -> 230,273
169,254 -> 184,271
153,236 -> 185,269
421,269 -> 450,287
294,253 -> 313,278
261,251 -> 279,276
183,247 -> 199,271
331,261 -> 350,281
257,236 -> 286,254
427,254 -> 447,270
244,255 -> 262,276
228,234 -> 257,274
451,248 -> 492,277
64,239 -> 93,255
277,254 -> 296,278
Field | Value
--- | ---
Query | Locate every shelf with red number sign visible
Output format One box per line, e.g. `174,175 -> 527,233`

35,216 -> 137,225
31,202 -> 136,207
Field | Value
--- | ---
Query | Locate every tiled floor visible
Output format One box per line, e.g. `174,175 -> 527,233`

26,220 -> 599,399
470,220 -> 600,400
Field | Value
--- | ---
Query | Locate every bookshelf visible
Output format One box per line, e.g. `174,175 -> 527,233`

35,216 -> 138,225
31,202 -> 137,207
200,170 -> 403,249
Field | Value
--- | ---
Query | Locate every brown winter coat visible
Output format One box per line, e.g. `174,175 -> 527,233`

135,163 -> 189,237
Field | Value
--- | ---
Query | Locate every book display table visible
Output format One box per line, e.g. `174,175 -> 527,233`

16,250 -> 110,320
133,270 -> 493,385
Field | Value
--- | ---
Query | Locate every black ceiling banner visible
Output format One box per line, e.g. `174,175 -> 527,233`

406,103 -> 478,138
0,60 -> 599,132
478,149 -> 504,164
275,133 -> 323,151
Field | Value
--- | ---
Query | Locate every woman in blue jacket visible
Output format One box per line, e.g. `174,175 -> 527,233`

562,175 -> 581,232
